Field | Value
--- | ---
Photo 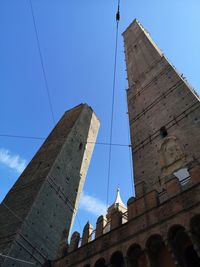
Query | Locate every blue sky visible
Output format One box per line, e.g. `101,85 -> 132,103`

0,0 -> 200,238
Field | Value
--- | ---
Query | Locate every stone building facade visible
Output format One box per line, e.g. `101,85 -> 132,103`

53,20 -> 200,267
0,104 -> 100,266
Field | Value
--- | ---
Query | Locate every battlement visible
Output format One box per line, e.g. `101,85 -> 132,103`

53,164 -> 200,266
64,164 -> 200,256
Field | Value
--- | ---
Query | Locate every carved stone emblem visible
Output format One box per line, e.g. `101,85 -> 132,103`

159,136 -> 186,176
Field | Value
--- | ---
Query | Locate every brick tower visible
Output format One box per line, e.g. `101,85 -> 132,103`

124,20 -> 200,195
0,104 -> 100,266
53,20 -> 200,267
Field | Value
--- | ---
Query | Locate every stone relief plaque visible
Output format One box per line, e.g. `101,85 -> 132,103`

158,136 -> 186,176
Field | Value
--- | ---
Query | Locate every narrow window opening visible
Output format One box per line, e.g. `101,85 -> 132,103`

79,142 -> 83,150
160,126 -> 168,138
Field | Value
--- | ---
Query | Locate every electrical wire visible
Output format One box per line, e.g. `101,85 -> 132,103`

1,205 -> 38,265
0,253 -> 35,265
4,190 -> 82,246
106,0 -> 121,207
0,134 -> 44,140
29,0 -> 56,125
87,141 -> 129,147
2,202 -> 22,222
2,193 -> 82,258
1,203 -> 46,262
0,134 -> 130,147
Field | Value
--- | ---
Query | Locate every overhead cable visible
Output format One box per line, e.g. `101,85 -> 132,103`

0,253 -> 35,265
0,134 -> 130,147
106,0 -> 121,207
29,0 -> 56,125
0,134 -> 44,140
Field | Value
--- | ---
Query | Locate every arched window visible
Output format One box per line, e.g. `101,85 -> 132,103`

127,244 -> 147,267
94,258 -> 106,267
110,251 -> 124,267
146,234 -> 175,267
168,225 -> 200,267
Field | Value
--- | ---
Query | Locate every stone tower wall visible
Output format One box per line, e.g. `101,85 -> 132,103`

123,20 -> 200,194
0,104 -> 100,266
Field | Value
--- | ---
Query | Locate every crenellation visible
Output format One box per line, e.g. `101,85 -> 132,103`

54,177 -> 200,266
134,180 -> 146,197
69,232 -> 80,253
110,210 -> 123,231
81,222 -> 93,246
95,216 -> 107,239
64,168 -> 200,252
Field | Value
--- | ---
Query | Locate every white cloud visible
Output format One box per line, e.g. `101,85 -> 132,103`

0,148 -> 26,173
79,191 -> 107,217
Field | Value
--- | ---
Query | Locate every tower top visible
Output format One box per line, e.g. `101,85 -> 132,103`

112,187 -> 126,208
122,19 -> 142,34
123,18 -> 163,89
107,187 -> 127,219
122,19 -> 152,39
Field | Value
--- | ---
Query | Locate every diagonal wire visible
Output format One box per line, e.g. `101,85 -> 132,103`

0,134 -> 44,140
29,0 -> 56,125
1,205 -> 36,265
2,202 -> 22,222
87,141 -> 129,147
3,193 -> 82,240
0,253 -> 35,265
0,134 -> 131,147
106,0 -> 120,207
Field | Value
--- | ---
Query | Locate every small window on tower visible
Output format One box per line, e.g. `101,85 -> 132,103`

79,142 -> 83,150
160,126 -> 168,138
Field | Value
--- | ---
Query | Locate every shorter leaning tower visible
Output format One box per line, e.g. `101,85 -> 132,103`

54,20 -> 200,267
0,104 -> 100,266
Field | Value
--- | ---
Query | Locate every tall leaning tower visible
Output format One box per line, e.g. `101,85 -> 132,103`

0,104 -> 100,266
123,19 -> 200,195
